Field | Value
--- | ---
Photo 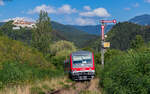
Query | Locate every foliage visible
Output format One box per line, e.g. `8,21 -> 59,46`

0,61 -> 60,89
100,47 -> 150,94
81,47 -> 94,52
89,22 -> 150,51
130,35 -> 144,49
0,21 -> 65,47
0,20 -> 98,49
0,21 -> 33,45
104,49 -> 124,62
51,21 -> 99,48
81,37 -> 101,54
94,49 -> 123,77
32,10 -> 52,55
0,36 -> 66,89
49,56 -> 65,72
106,22 -> 150,50
0,36 -> 50,67
49,40 -> 77,71
50,40 -> 76,57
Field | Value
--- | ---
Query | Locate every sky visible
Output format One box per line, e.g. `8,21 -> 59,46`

0,0 -> 150,25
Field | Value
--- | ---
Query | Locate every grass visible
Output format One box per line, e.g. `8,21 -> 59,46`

0,76 -> 71,94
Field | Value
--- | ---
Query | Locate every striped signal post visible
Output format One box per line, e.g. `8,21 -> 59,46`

100,19 -> 117,68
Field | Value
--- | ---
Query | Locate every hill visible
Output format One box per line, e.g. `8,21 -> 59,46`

51,21 -> 99,47
87,22 -> 150,51
129,14 -> 150,25
68,24 -> 113,35
0,21 -> 98,48
106,22 -> 150,50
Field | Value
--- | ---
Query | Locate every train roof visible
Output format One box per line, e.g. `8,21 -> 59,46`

71,51 -> 92,56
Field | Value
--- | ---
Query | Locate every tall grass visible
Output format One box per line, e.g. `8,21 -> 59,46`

0,61 -> 63,89
0,77 -> 70,94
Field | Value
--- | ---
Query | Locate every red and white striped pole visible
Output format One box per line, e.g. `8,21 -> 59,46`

101,25 -> 105,40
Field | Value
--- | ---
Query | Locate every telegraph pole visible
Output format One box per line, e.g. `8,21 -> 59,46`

100,19 -> 117,68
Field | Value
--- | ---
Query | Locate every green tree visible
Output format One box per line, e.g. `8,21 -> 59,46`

50,40 -> 76,57
32,10 -> 52,55
130,35 -> 144,49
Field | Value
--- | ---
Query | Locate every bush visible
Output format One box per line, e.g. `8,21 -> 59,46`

0,61 -> 60,88
50,40 -> 76,57
0,36 -> 63,88
100,48 -> 150,94
94,49 -> 123,77
49,40 -> 77,74
0,36 -> 53,68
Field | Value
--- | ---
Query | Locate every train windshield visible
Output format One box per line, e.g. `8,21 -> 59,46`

72,55 -> 92,64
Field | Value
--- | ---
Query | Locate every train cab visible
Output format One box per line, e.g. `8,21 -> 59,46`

64,51 -> 95,80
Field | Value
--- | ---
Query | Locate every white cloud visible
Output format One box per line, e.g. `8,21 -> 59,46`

83,6 -> 91,11
3,17 -> 35,22
145,0 -> 150,3
75,17 -> 96,25
124,8 -> 131,11
28,4 -> 56,14
133,3 -> 139,8
28,4 -> 77,14
0,0 -> 4,6
58,4 -> 77,14
79,8 -> 110,17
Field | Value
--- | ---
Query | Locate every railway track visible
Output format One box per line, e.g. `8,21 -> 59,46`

46,80 -> 91,94
47,82 -> 76,94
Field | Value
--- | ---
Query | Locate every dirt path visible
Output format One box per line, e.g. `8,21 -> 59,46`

48,78 -> 101,94
87,78 -> 101,94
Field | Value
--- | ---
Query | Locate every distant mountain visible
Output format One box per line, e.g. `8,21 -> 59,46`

51,21 -> 99,47
0,22 -> 5,26
68,25 -> 113,35
129,14 -> 150,25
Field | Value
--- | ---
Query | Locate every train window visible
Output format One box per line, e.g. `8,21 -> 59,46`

72,55 -> 92,64
83,59 -> 92,64
73,60 -> 82,64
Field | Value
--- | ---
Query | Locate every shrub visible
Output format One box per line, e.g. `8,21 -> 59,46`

50,40 -> 76,57
0,36 -> 61,88
100,48 -> 150,94
0,36 -> 53,68
49,40 -> 77,74
0,61 -> 60,88
94,49 -> 123,77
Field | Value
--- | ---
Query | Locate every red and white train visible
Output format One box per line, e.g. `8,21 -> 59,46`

64,51 -> 95,80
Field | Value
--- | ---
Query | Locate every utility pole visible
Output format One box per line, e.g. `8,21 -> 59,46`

100,19 -> 117,68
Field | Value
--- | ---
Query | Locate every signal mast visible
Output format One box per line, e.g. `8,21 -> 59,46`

100,19 -> 117,68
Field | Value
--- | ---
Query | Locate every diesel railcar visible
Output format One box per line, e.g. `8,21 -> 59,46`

64,51 -> 95,80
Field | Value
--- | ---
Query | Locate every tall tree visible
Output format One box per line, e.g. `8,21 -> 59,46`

32,10 -> 52,55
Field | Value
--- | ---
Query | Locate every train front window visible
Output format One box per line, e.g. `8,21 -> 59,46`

73,55 -> 92,64
82,59 -> 92,64
73,56 -> 82,64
